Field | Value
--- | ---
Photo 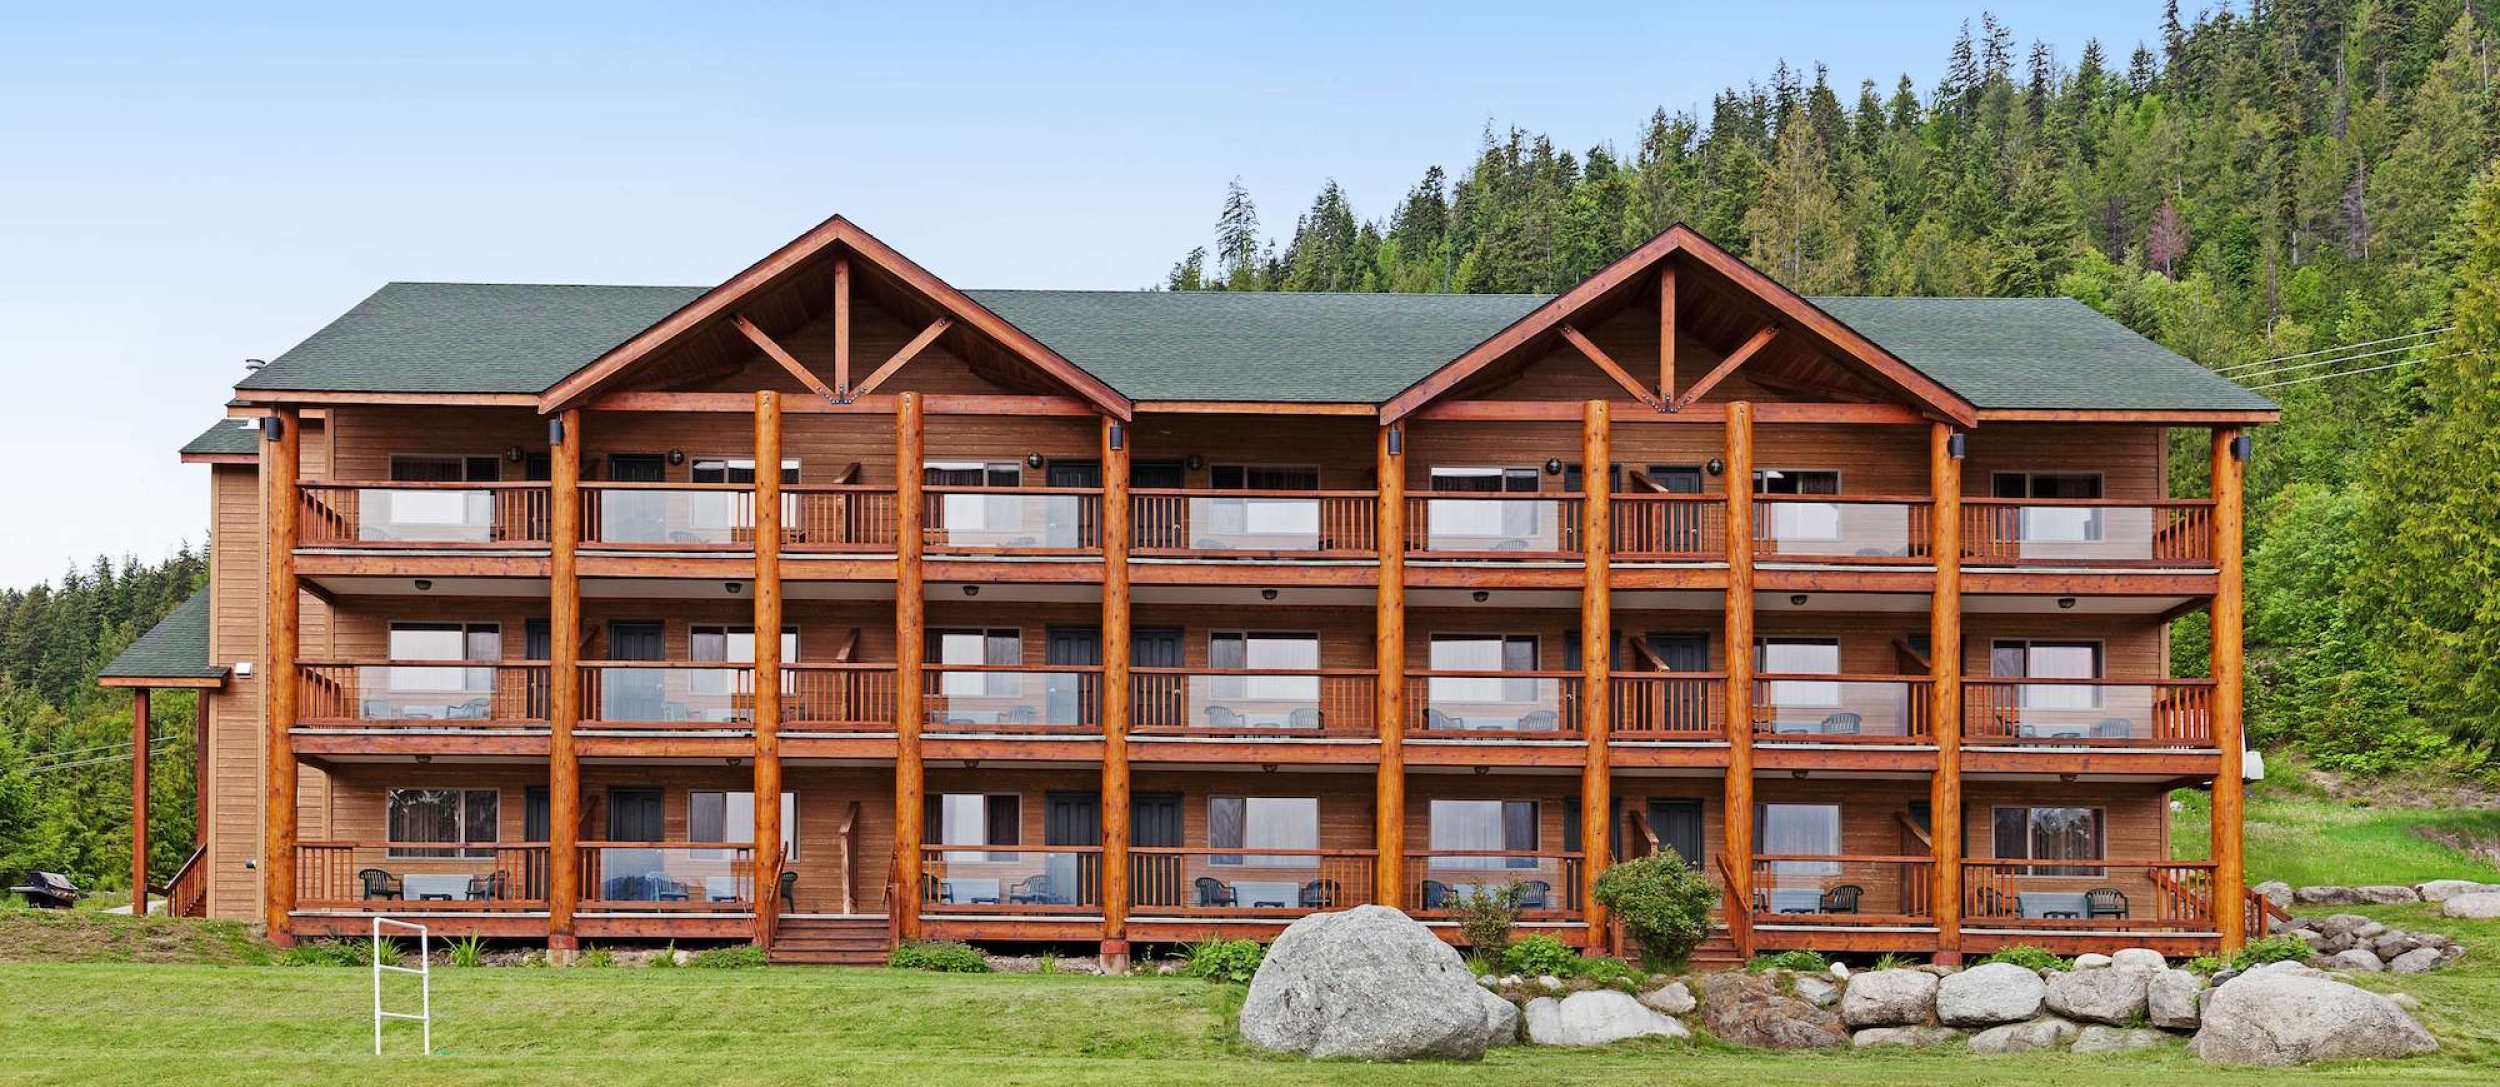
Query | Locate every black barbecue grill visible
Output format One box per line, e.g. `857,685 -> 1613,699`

8,872 -> 81,909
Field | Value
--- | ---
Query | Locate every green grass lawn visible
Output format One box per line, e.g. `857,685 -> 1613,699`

2170,770 -> 2500,887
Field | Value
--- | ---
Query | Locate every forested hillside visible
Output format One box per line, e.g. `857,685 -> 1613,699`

1164,2 -> 2500,778
0,553 -> 203,894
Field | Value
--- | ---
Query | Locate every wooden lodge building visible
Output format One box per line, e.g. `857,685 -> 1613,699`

103,217 -> 2281,966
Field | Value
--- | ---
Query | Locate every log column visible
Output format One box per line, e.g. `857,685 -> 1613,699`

131,688 -> 151,916
1100,417 -> 1133,969
1720,402 -> 1755,926
2211,427 -> 2248,950
1578,401 -> 1613,947
1928,423 -> 1964,964
893,392 -> 928,941
1374,425 -> 1407,907
752,391 -> 785,944
263,407 -> 301,945
548,409 -> 582,954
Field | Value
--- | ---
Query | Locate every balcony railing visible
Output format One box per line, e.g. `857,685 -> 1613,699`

1407,852 -> 1584,918
920,845 -> 1103,913
1750,855 -> 1935,920
1963,679 -> 2215,745
1963,499 -> 2215,567
296,841 -> 549,910
924,487 -> 1102,554
1611,493 -> 1726,560
1963,859 -> 2220,931
1406,671 -> 1583,737
298,482 -> 551,547
1128,848 -> 1377,917
1754,495 -> 1933,563
785,485 -> 901,552
581,662 -> 758,728
581,482 -> 755,549
1405,495 -> 1584,558
1130,669 -> 1376,736
297,660 -> 549,726
924,666 -> 1102,732
581,842 -> 757,910
783,663 -> 899,730
1610,672 -> 1726,739
1130,490 -> 1378,557
1752,675 -> 1934,740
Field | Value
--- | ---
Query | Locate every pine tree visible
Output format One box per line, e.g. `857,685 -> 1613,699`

1215,178 -> 1262,291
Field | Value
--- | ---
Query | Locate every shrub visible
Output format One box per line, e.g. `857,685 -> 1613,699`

1869,952 -> 1917,971
279,939 -> 367,967
577,947 -> 616,969
1183,938 -> 1264,984
1747,949 -> 1829,974
1500,934 -> 1582,978
370,938 -> 404,968
2228,934 -> 2313,971
889,939 -> 991,973
447,935 -> 489,968
688,946 -> 767,969
1574,955 -> 1642,989
1591,854 -> 1718,968
1453,884 -> 1526,961
1978,945 -> 2070,972
648,941 -> 677,968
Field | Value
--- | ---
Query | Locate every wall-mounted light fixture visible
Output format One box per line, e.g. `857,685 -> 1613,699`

1705,458 -> 1724,476
2231,433 -> 2254,461
414,754 -> 432,765
1260,763 -> 1279,774
2057,597 -> 2076,610
1024,452 -> 1045,469
1107,423 -> 1125,451
1791,769 -> 1809,779
1544,458 -> 1564,475
2059,772 -> 2078,784
506,446 -> 525,463
1789,594 -> 1808,606
1260,589 -> 1279,601
548,418 -> 565,445
1471,590 -> 1491,603
1473,766 -> 1491,776
667,449 -> 686,466
413,579 -> 433,592
263,416 -> 285,442
1386,427 -> 1403,456
1184,454 -> 1204,471
1947,432 -> 1967,460
962,585 -> 980,597
965,759 -> 982,770
726,582 -> 743,595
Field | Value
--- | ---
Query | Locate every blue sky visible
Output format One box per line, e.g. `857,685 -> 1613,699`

0,1 -> 2171,586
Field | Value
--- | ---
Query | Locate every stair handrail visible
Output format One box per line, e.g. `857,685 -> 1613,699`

1715,852 -> 1754,961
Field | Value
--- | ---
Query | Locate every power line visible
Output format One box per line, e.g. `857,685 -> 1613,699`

2226,340 -> 2448,385
2214,328 -> 2450,374
22,739 -> 180,776
2244,351 -> 2469,391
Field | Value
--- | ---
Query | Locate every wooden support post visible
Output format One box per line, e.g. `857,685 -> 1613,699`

1100,417 -> 1132,968
548,408 -> 582,952
833,257 -> 852,399
1929,422 -> 1964,964
131,688 -> 151,916
263,407 -> 301,944
2211,427 -> 2248,950
1579,401 -> 1613,948
1720,402 -> 1755,923
1659,263 -> 1677,404
1374,425 -> 1408,908
893,392 -> 927,941
752,391 -> 785,946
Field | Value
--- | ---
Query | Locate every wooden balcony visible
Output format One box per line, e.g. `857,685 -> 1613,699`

1407,852 -> 1584,919
298,482 -> 551,547
784,662 -> 900,730
1405,671 -> 1584,737
1611,493 -> 1725,560
924,665 -> 1102,733
1130,490 -> 1378,558
1962,499 -> 2215,567
1610,672 -> 1726,739
580,482 -> 756,550
923,486 -> 1102,555
1754,495 -> 1934,564
1751,854 -> 1935,923
1963,679 -> 2216,746
297,660 -> 549,727
786,485 -> 901,552
1130,669 -> 1376,736
1405,495 -> 1585,559
296,841 -> 549,911
580,662 -> 759,730
1128,848 -> 1376,918
1963,859 -> 2221,933
920,845 -> 1104,914
1752,675 -> 1935,741
581,842 -> 758,911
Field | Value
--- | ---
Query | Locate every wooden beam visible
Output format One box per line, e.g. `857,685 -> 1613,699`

850,318 -> 953,399
1374,425 -> 1407,907
1977,409 -> 2283,425
584,391 -> 1094,416
1134,401 -> 1376,416
1673,326 -> 1780,410
832,257 -> 852,398
751,391 -> 785,948
1579,401 -> 1614,949
1660,264 -> 1677,403
893,392 -> 928,942
1720,401 -> 1755,925
1559,324 -> 1664,410
2211,427 -> 2247,950
548,408 -> 581,952
731,315 -> 841,404
131,688 -> 150,916
1928,422 -> 1964,965
263,408 -> 301,946
97,675 -> 222,689
1099,416 -> 1133,968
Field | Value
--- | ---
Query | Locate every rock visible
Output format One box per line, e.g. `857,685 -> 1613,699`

1638,981 -> 1695,1016
2252,880 -> 2294,910
1522,990 -> 1688,1047
1969,1016 -> 2080,1054
2353,885 -> 2420,905
670,949 -> 696,966
2353,921 -> 2388,939
1790,974 -> 1841,1008
1840,969 -> 1939,1028
2416,879 -> 2496,902
1695,972 -> 1849,1050
2417,932 -> 2451,950
2229,960 -> 2327,984
2371,933 -> 2419,959
2318,913 -> 2372,937
1829,962 -> 1850,979
2073,952 -> 2114,969
1240,905 -> 1507,1060
2110,948 -> 2168,970
1475,989 -> 1520,1048
2192,970 -> 2439,1066
1936,962 -> 2047,1027
2388,947 -> 2445,975
2390,992 -> 2421,1012
1475,973 -> 1499,988
1535,974 -> 1565,991
2328,949 -> 2384,973
2296,885 -> 2363,905
2045,966 -> 2152,1025
2074,1025 -> 2173,1053
2442,891 -> 2500,920
2291,929 -> 2330,952
2147,969 -> 2204,1030
1852,1025 -> 1962,1048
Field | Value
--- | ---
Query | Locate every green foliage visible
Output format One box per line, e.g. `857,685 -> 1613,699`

646,941 -> 676,968
889,939 -> 991,974
1869,952 -> 1916,971
1451,883 -> 1525,960
278,940 -> 367,968
370,937 -> 402,968
577,947 -> 615,969
686,946 -> 766,970
1571,955 -> 1642,989
2228,934 -> 2315,971
1978,945 -> 2071,971
1590,854 -> 1718,967
1499,934 -> 1582,978
447,935 -> 488,968
1748,950 -> 1830,974
1181,938 -> 1263,984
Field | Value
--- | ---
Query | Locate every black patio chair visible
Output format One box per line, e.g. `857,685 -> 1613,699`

1008,874 -> 1058,905
358,868 -> 404,901
1194,877 -> 1238,908
1516,880 -> 1552,910
1819,884 -> 1864,914
1299,879 -> 1341,909
1421,880 -> 1451,910
2086,887 -> 2130,919
464,870 -> 507,901
778,869 -> 799,912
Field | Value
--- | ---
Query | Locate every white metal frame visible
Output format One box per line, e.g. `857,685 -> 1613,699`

371,916 -> 432,1057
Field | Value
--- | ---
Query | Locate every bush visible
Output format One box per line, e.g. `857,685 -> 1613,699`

577,947 -> 616,968
370,938 -> 404,968
1979,945 -> 2070,972
889,939 -> 991,973
278,939 -> 367,968
1591,854 -> 1719,968
1573,955 -> 1642,989
1500,934 -> 1582,978
1453,884 -> 1525,960
687,946 -> 767,969
2228,934 -> 2313,971
1747,949 -> 1829,974
1183,938 -> 1264,984
647,941 -> 677,968
447,935 -> 489,968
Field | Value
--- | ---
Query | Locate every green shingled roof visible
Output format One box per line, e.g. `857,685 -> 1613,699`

229,281 -> 2275,412
100,592 -> 224,681
182,419 -> 260,457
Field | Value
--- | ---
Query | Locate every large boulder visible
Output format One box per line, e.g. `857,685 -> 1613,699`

1851,1025 -> 1961,1048
1840,969 -> 1939,1028
1637,981 -> 1695,1016
2327,949 -> 2383,973
1239,905 -> 1507,1060
2074,1025 -> 2173,1053
2109,947 -> 2167,970
2295,885 -> 2364,906
2191,970 -> 2440,1066
2044,966 -> 2152,1025
2442,891 -> 2500,920
1936,962 -> 2046,1027
2388,947 -> 2445,975
2351,884 -> 2420,904
1789,974 -> 1841,1008
2252,880 -> 2294,910
1695,972 -> 1848,1050
1522,990 -> 1688,1047
2147,969 -> 2204,1030
2415,879 -> 2497,902
1476,989 -> 1520,1049
1969,1016 -> 2080,1054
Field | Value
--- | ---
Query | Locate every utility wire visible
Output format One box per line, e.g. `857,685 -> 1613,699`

2214,328 -> 2450,374
2244,352 -> 2469,391
21,739 -> 180,775
2225,340 -> 2449,384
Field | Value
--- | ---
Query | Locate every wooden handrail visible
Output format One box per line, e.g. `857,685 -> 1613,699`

1962,677 -> 2219,688
578,480 -> 752,491
1130,666 -> 1378,677
839,801 -> 862,915
1963,497 -> 2218,508
1130,487 -> 1379,498
300,480 -> 551,491
1716,853 -> 1753,960
1625,810 -> 1662,858
160,844 -> 210,918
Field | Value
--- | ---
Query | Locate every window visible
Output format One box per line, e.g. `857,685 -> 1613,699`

1430,634 -> 1539,704
924,461 -> 1023,488
387,788 -> 499,859
1209,796 -> 1318,867
390,455 -> 501,483
1992,806 -> 2105,876
1208,632 -> 1320,703
1755,637 -> 1842,707
1209,465 -> 1320,491
1428,466 -> 1541,541
689,624 -> 801,700
934,793 -> 1020,863
1207,465 -> 1322,538
1429,799 -> 1538,869
1560,463 -> 1621,495
382,456 -> 500,538
691,457 -> 800,485
929,628 -> 1021,698
1754,801 -> 1841,877
383,623 -> 499,718
1992,640 -> 2103,710
1992,472 -> 2104,543
689,790 -> 798,860
927,461 -> 1025,537
1755,469 -> 1841,540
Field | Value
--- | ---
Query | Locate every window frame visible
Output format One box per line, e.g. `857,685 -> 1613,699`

1990,805 -> 2108,878
1427,798 -> 1540,870
691,456 -> 801,485
688,789 -> 799,861
1991,638 -> 2107,711
386,787 -> 501,860
1753,468 -> 1844,542
1207,795 -> 1321,868
928,626 -> 1022,698
1207,630 -> 1322,702
387,454 -> 503,483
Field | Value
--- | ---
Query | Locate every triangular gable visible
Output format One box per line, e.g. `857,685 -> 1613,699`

541,215 -> 1132,418
1379,224 -> 1977,426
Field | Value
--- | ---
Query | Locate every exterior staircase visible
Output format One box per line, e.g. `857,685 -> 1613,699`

766,917 -> 893,966
1686,931 -> 1745,970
